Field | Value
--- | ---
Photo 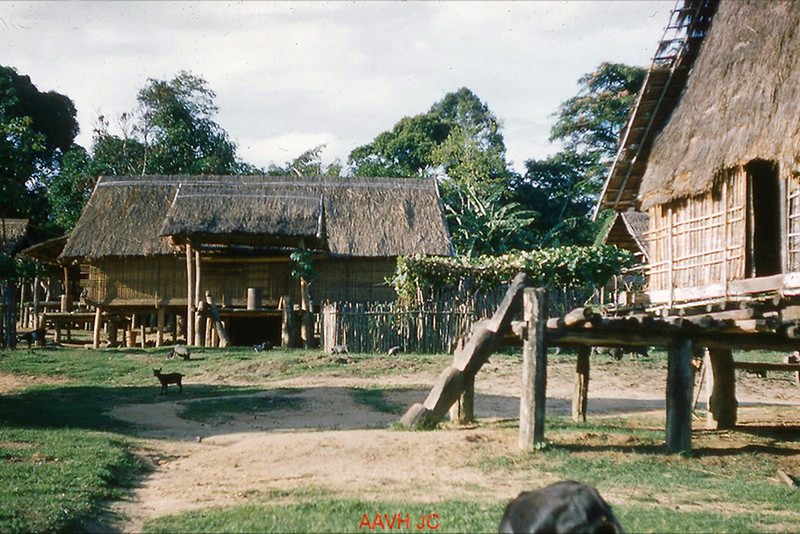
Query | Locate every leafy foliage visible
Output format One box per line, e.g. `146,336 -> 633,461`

390,245 -> 637,301
290,250 -> 317,281
0,66 -> 78,230
266,144 -> 341,177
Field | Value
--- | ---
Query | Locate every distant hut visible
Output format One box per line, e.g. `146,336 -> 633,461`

62,175 -> 453,347
598,0 -> 800,308
0,218 -> 29,256
601,210 -> 650,263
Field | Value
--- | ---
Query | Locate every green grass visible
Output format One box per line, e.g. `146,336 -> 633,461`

180,389 -> 304,423
0,428 -> 145,533
350,388 -> 405,414
142,498 -> 505,533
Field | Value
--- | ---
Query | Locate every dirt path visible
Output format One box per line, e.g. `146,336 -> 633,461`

105,359 -> 800,532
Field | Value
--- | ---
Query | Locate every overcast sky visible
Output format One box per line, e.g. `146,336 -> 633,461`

2,1 -> 674,173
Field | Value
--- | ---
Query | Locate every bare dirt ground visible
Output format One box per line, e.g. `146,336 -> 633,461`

101,355 -> 800,532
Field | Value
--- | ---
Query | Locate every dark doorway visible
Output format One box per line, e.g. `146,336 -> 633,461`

746,160 -> 782,278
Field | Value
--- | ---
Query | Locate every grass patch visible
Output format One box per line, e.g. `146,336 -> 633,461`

142,499 -> 505,533
350,388 -> 405,414
0,428 -> 145,533
180,389 -> 304,423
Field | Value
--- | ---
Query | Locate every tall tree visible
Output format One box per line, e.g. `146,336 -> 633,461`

0,66 -> 78,227
137,71 -> 243,175
517,62 -> 646,245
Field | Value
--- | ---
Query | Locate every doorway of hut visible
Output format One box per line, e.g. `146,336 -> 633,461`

226,316 -> 282,347
746,159 -> 782,278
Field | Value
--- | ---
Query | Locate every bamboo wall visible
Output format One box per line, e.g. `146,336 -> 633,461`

87,256 -> 186,306
646,166 -> 753,297
87,255 -> 397,308
787,174 -> 800,271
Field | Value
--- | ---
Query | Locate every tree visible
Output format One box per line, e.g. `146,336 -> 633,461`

266,145 -> 341,177
0,66 -> 78,228
517,63 -> 646,245
549,62 -> 646,180
137,71 -> 244,175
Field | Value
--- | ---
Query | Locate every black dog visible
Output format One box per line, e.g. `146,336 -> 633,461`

499,481 -> 623,533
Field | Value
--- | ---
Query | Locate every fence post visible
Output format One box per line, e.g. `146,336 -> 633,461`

519,287 -> 547,451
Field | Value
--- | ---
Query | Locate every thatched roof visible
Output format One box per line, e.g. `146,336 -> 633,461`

161,176 -> 454,257
0,218 -> 29,255
597,0 -> 718,213
639,0 -> 800,209
61,176 -> 187,259
19,235 -> 69,265
62,175 -> 453,259
601,210 -> 650,261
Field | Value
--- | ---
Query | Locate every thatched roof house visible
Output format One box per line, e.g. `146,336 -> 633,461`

63,175 -> 453,310
601,210 -> 649,263
598,0 -> 800,306
0,218 -> 29,256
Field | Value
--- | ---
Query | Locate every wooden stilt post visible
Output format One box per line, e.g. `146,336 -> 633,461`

282,295 -> 296,348
140,316 -> 146,349
704,348 -> 737,430
171,313 -> 178,344
92,307 -> 103,349
572,346 -> 591,422
126,314 -> 135,347
448,373 -> 475,424
186,244 -> 195,346
667,337 -> 693,453
519,287 -> 547,451
194,250 -> 204,346
205,292 -> 231,348
32,275 -> 40,330
108,319 -> 118,348
156,308 -> 165,347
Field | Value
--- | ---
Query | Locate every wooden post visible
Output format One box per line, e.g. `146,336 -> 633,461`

171,313 -> 178,344
704,348 -> 737,430
92,307 -> 103,349
194,250 -> 204,346
519,287 -> 547,451
300,279 -> 314,349
572,346 -> 591,422
205,292 -> 231,348
108,319 -> 118,348
196,312 -> 206,347
140,317 -> 146,349
186,244 -> 195,346
666,337 -> 693,453
18,282 -> 26,328
448,373 -> 475,424
282,295 -> 296,348
32,275 -> 40,330
156,308 -> 165,347
126,314 -> 135,347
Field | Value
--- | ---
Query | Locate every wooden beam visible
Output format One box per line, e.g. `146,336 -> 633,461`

156,308 -> 165,347
186,244 -> 195,346
205,291 -> 231,348
140,317 -> 146,349
572,346 -> 590,423
92,306 -> 103,349
281,295 -> 297,348
519,287 -> 547,451
666,337 -> 693,453
194,251 -> 203,346
705,349 -> 737,430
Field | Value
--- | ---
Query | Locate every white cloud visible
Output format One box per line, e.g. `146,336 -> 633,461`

1,0 -> 675,174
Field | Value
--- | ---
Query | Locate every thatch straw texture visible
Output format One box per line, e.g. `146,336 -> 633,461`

61,176 -> 188,259
161,176 -> 453,257
602,210 -> 650,261
63,175 -> 453,260
639,0 -> 800,209
0,218 -> 29,255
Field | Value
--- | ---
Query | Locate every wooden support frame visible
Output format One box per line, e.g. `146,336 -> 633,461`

572,346 -> 591,422
519,288 -> 547,451
92,306 -> 103,349
186,244 -> 195,346
156,308 -> 165,347
704,348 -> 737,429
666,337 -> 693,453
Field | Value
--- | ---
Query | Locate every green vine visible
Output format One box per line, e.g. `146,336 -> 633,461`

290,250 -> 317,281
390,245 -> 638,301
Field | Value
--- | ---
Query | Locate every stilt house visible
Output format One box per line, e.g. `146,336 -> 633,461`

61,175 -> 453,346
598,0 -> 800,309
